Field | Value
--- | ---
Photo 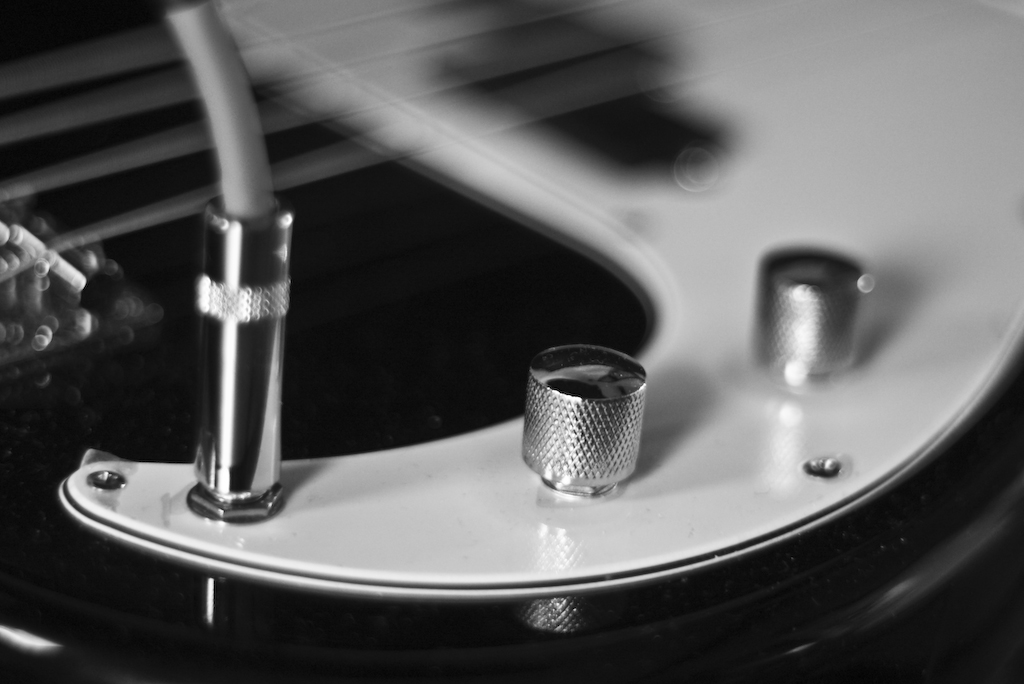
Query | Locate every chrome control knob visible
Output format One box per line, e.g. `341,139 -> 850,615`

756,248 -> 871,386
522,345 -> 647,496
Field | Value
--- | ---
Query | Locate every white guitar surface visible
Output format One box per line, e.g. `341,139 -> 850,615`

64,0 -> 1024,597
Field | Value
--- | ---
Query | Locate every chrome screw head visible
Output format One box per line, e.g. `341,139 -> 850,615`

87,470 -> 126,490
803,456 -> 844,479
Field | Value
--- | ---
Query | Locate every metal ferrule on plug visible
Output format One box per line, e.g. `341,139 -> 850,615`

189,201 -> 293,522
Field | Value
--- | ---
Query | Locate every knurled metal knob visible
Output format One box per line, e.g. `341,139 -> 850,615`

756,248 -> 871,386
522,345 -> 647,496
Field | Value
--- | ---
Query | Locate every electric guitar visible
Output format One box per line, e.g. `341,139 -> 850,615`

3,0 -> 1024,681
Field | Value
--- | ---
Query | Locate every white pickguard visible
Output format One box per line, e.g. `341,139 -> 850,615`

63,0 -> 1024,598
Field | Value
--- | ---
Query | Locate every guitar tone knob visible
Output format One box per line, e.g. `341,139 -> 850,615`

522,345 -> 647,496
756,248 -> 872,386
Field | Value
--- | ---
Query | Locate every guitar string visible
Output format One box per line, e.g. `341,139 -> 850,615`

0,139 -> 389,285
0,61 -> 666,208
0,100 -> 311,200
0,68 -> 194,148
0,0 -> 664,142
0,0 -> 471,102
0,24 -> 177,102
0,0 -> 669,280
0,0 -> 642,104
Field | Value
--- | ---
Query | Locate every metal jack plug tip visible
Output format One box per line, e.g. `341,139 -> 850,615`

190,201 -> 292,522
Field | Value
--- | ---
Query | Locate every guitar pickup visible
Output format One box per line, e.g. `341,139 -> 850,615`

438,0 -> 725,170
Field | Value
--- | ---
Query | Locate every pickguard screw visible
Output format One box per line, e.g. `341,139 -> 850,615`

87,470 -> 126,490
803,456 -> 843,478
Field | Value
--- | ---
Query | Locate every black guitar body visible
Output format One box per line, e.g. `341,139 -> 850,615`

3,2 -> 1024,682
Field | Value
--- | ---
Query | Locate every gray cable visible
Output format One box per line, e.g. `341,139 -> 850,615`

164,1 -> 275,219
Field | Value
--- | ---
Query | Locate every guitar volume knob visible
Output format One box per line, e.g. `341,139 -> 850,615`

522,345 -> 647,496
756,248 -> 871,386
